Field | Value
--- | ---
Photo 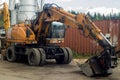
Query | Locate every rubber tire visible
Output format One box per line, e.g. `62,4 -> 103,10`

56,48 -> 68,64
27,48 -> 40,66
6,46 -> 16,62
38,48 -> 46,66
65,47 -> 73,64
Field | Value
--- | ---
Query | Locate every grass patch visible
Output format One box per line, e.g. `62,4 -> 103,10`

72,51 -> 94,59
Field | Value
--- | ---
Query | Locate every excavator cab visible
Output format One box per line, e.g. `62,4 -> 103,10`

46,21 -> 66,44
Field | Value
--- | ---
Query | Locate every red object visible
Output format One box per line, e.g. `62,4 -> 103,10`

61,20 -> 120,54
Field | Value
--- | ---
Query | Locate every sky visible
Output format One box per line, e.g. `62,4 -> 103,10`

44,0 -> 120,10
0,0 -> 120,15
44,0 -> 120,15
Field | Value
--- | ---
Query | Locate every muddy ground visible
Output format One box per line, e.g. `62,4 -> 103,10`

0,58 -> 120,80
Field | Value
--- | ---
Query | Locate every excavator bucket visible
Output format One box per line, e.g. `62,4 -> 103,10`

79,56 -> 112,76
78,50 -> 117,76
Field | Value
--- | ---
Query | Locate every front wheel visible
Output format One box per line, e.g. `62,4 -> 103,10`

56,48 -> 68,64
6,46 -> 16,62
56,47 -> 73,64
65,47 -> 73,64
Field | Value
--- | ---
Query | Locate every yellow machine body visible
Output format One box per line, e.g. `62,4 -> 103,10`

6,26 -> 36,44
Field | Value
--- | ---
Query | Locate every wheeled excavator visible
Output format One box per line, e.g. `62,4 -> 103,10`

0,1 -> 118,76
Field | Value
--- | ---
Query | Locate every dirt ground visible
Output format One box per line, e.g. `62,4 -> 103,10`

0,58 -> 120,80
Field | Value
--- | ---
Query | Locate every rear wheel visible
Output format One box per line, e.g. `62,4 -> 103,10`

27,48 -> 40,66
6,46 -> 16,62
38,48 -> 46,66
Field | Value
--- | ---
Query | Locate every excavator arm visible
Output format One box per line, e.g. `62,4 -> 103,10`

31,3 -> 117,76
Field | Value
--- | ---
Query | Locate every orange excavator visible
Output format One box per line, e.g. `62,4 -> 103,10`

1,2 -> 118,76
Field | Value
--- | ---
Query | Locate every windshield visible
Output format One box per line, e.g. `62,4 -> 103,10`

52,22 -> 66,38
47,22 -> 66,38
52,22 -> 65,30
